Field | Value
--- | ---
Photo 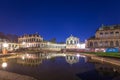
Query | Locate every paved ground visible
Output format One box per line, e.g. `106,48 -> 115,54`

0,70 -> 37,80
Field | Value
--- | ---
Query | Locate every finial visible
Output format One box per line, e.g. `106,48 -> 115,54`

36,32 -> 38,34
102,24 -> 104,27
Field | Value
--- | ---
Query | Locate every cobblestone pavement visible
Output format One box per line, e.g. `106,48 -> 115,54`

0,70 -> 37,80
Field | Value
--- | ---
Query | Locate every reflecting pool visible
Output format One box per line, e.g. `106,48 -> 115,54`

0,53 -> 120,80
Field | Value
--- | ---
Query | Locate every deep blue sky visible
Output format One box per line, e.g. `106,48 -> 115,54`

0,0 -> 120,42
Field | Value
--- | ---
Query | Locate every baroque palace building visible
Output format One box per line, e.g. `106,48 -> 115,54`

0,38 -> 19,52
18,33 -> 43,48
86,24 -> 120,51
18,33 -> 66,51
18,33 -> 86,51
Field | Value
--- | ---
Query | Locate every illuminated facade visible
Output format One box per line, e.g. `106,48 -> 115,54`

0,38 -> 19,52
86,24 -> 120,48
18,34 -> 86,51
41,42 -> 66,51
18,33 -> 43,48
18,33 -> 66,51
6,43 -> 19,51
66,35 -> 85,49
66,35 -> 80,49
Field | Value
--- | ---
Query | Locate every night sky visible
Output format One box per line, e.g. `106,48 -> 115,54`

0,0 -> 120,42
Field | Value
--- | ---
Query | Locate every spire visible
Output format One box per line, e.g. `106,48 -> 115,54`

101,24 -> 104,27
36,32 -> 38,34
70,34 -> 73,37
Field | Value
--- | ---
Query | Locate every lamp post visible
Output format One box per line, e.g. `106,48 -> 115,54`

2,42 -> 8,54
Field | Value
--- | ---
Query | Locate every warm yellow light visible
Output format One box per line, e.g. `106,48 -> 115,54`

26,54 -> 29,57
80,44 -> 85,49
22,56 -> 25,60
2,62 -> 7,68
22,42 -> 26,45
77,44 -> 80,48
3,43 -> 8,48
76,54 -> 80,57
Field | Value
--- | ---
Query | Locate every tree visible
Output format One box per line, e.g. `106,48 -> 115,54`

0,32 -> 18,42
49,38 -> 56,43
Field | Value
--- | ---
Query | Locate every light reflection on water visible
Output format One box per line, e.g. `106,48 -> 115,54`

1,58 -> 8,69
0,53 -> 120,80
18,53 -> 87,66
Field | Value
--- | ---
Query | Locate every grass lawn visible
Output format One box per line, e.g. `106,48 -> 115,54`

85,52 -> 120,58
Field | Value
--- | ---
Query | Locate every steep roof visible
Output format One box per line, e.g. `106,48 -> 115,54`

97,24 -> 120,31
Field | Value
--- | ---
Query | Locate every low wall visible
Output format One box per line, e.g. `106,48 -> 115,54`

82,53 -> 120,66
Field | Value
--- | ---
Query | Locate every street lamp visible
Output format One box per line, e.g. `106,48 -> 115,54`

2,62 -> 7,68
2,42 -> 8,54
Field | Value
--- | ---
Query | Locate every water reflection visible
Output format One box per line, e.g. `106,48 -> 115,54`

95,63 -> 120,78
65,55 -> 79,64
17,53 -> 87,66
1,53 -> 120,80
76,58 -> 120,80
1,58 -> 8,69
17,53 -> 44,66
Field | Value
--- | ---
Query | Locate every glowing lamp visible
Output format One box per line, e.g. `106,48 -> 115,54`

22,56 -> 25,60
22,42 -> 26,45
76,54 -> 80,57
77,44 -> 80,48
3,43 -> 8,48
2,62 -> 7,68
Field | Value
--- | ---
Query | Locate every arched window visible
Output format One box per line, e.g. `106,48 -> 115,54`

99,42 -> 102,46
110,32 -> 114,37
100,33 -> 103,37
74,41 -> 76,44
70,40 -> 73,44
94,42 -> 98,47
105,32 -> 108,37
105,41 -> 108,46
90,42 -> 93,47
33,38 -> 35,42
116,41 -> 119,47
116,32 -> 119,36
67,41 -> 69,45
110,41 -> 114,47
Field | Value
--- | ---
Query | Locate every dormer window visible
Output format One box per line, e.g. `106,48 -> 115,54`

110,32 -> 114,36
100,33 -> 103,37
105,32 -> 108,37
116,32 -> 119,36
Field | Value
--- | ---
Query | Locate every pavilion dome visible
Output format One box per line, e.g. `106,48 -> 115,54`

65,55 -> 79,64
66,35 -> 80,45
